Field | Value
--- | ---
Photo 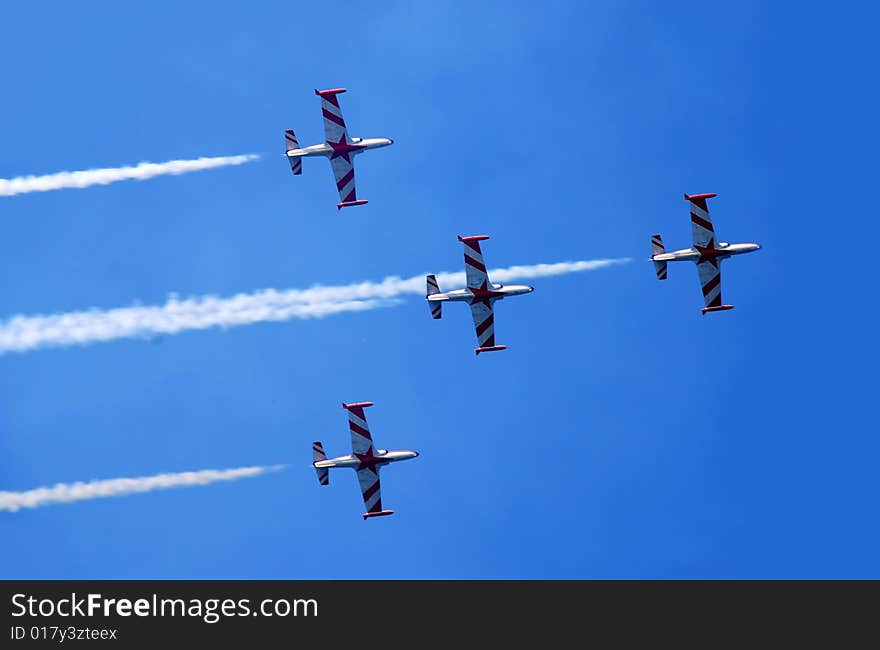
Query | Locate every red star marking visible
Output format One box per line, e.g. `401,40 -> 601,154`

328,134 -> 363,163
695,242 -> 723,267
355,453 -> 383,472
469,281 -> 505,306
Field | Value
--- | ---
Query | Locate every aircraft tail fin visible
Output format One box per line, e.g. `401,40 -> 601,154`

312,441 -> 329,485
651,234 -> 667,280
285,130 -> 303,175
426,274 -> 442,319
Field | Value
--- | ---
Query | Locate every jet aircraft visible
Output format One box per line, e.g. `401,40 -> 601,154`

426,235 -> 534,354
651,193 -> 761,314
284,88 -> 393,209
312,402 -> 418,520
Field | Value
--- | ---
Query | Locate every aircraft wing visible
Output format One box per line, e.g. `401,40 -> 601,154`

316,89 -> 349,144
696,258 -> 724,310
356,465 -> 385,516
330,155 -> 358,205
687,193 -> 717,248
459,235 -> 491,290
344,402 -> 375,456
469,299 -> 497,349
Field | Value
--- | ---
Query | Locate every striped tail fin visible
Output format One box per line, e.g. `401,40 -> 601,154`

426,274 -> 442,319
285,130 -> 303,175
651,234 -> 667,280
312,441 -> 329,485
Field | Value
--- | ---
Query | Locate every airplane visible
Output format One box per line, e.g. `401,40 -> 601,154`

312,402 -> 418,520
651,193 -> 761,314
284,88 -> 393,210
426,235 -> 534,355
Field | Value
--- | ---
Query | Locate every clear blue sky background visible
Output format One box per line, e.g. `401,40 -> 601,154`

0,2 -> 877,578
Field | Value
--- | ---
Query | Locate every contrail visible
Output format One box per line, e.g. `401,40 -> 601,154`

0,154 -> 260,196
0,465 -> 285,512
0,258 -> 630,354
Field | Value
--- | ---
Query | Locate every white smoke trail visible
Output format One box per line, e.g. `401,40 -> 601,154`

0,154 -> 260,196
0,258 -> 630,354
0,465 -> 285,512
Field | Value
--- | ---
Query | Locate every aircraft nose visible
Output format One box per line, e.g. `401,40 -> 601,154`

528,286 -> 535,292
387,138 -> 394,145
412,451 -> 419,458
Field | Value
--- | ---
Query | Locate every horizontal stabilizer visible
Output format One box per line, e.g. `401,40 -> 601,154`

363,509 -> 394,520
651,234 -> 667,279
337,199 -> 368,210
457,235 -> 490,243
284,129 -> 300,151
426,274 -> 442,319
475,345 -> 507,355
651,234 -> 665,255
701,304 -> 734,315
312,441 -> 329,485
653,260 -> 667,280
284,130 -> 302,175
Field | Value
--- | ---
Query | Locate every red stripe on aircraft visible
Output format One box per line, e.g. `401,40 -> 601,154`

322,108 -> 346,127
475,314 -> 494,337
465,255 -> 487,273
690,212 -> 714,232
688,197 -> 710,212
349,421 -> 372,440
336,169 -> 354,190
363,481 -> 380,502
702,273 -> 721,296
462,239 -> 483,254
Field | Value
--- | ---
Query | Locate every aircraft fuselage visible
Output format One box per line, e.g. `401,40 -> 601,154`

427,284 -> 534,303
286,137 -> 393,159
652,241 -> 761,263
314,449 -> 418,470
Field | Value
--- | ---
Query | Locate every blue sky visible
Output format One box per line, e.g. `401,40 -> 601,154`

0,1 -> 877,578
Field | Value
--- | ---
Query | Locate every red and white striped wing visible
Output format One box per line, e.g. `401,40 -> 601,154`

469,300 -> 497,349
346,404 -> 375,456
356,466 -> 384,515
330,155 -> 357,204
318,93 -> 349,144
688,195 -> 716,248
696,259 -> 723,309
461,238 -> 490,290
